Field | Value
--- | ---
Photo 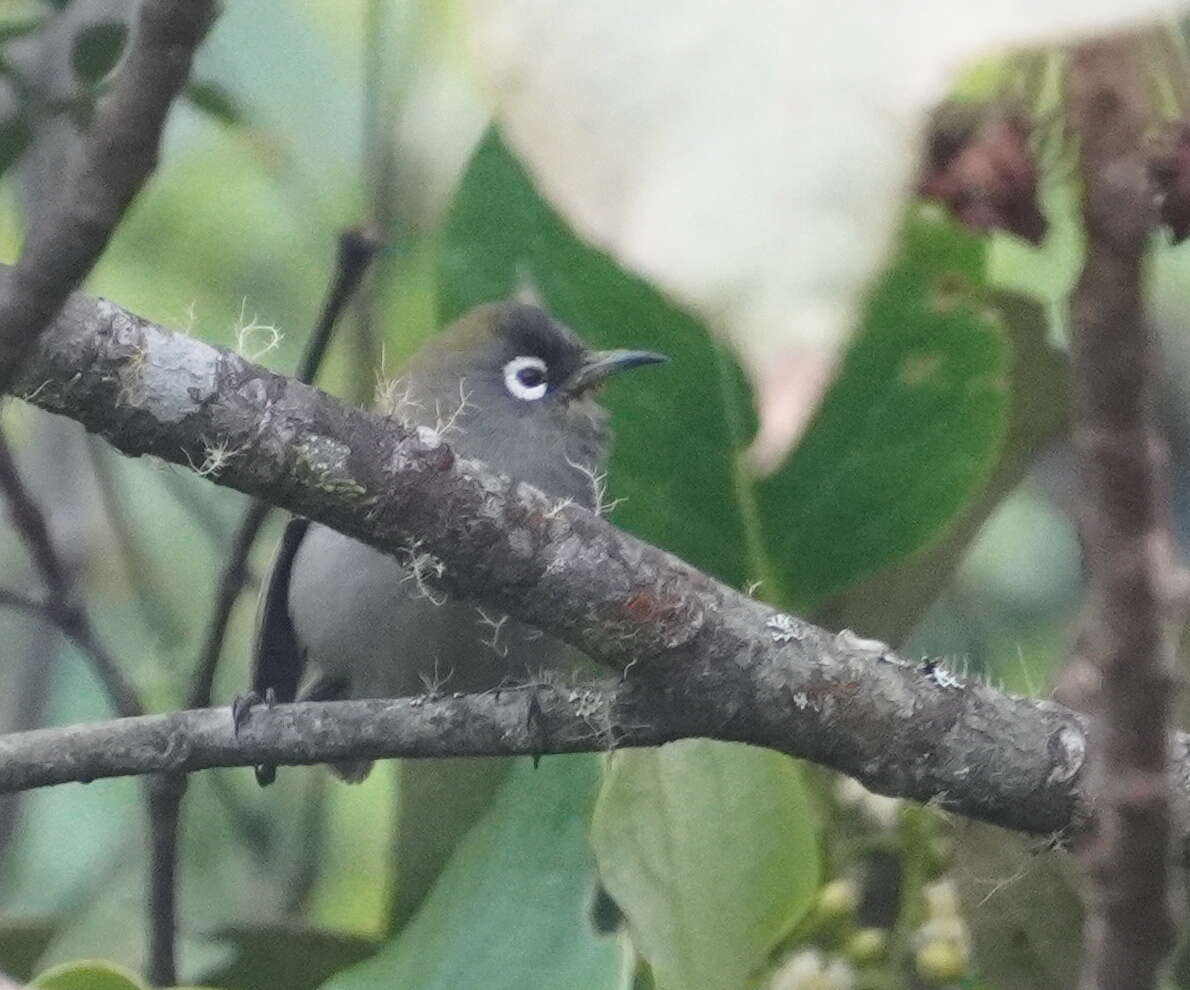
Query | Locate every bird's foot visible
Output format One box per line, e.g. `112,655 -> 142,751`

526,684 -> 547,769
231,686 -> 277,735
230,688 -> 278,787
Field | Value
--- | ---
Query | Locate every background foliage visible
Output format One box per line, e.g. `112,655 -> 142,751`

1,3 -> 1190,989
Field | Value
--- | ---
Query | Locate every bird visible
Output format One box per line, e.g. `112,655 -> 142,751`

249,299 -> 665,927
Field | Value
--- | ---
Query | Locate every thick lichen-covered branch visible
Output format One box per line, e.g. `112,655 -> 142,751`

7,284 -> 1188,851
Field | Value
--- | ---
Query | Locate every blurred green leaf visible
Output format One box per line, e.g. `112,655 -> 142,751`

70,23 -> 127,86
440,129 -> 758,589
440,132 -> 1015,609
198,924 -> 378,990
952,822 -> 1082,990
31,959 -> 147,990
185,82 -> 245,128
753,212 -> 1008,607
818,292 -> 1065,644
0,15 -> 44,44
439,131 -> 1030,988
592,743 -> 819,990
0,114 -> 32,178
0,915 -> 56,980
323,756 -> 623,990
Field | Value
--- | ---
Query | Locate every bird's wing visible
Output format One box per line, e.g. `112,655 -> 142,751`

251,516 -> 310,703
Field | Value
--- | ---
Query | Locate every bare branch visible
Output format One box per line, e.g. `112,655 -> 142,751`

1067,38 -> 1180,988
0,0 -> 216,392
0,431 -> 142,717
11,280 -> 1190,858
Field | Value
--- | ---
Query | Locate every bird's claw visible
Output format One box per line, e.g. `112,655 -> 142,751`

231,688 -> 278,787
231,687 -> 277,735
526,686 -> 546,769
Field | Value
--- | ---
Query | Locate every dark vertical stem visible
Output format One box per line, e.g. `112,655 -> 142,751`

145,773 -> 186,987
145,229 -> 383,985
0,621 -> 56,870
1066,37 -> 1180,989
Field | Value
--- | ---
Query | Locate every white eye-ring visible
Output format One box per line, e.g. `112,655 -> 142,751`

503,355 -> 549,401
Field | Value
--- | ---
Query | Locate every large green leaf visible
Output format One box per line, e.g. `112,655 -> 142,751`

321,756 -> 623,990
436,127 -> 1033,990
0,915 -> 56,981
439,130 -> 755,588
753,214 -> 1004,605
31,959 -> 146,990
198,924 -> 378,990
439,130 -> 1016,608
591,743 -> 819,990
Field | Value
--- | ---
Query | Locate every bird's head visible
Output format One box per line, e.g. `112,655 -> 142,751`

398,301 -> 665,505
410,301 -> 665,411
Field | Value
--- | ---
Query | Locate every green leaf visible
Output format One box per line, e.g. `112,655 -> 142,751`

31,959 -> 147,990
322,756 -> 623,990
0,916 -> 56,981
185,82 -> 245,128
591,743 -> 820,990
436,129 -> 1054,990
817,291 -> 1065,642
952,823 -> 1083,990
0,114 -> 32,178
70,23 -> 128,86
199,924 -> 379,990
439,130 -> 1023,607
0,15 -> 45,44
753,211 -> 1009,607
439,129 -> 756,588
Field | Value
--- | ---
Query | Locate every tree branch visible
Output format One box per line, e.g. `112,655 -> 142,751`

187,226 -> 382,711
1067,38 -> 1180,988
0,0 -> 216,392
0,431 -> 142,717
9,282 -> 1190,854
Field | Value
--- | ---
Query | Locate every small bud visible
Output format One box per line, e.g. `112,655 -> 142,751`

845,927 -> 888,965
815,879 -> 860,923
923,880 -> 962,921
768,949 -> 855,990
914,937 -> 968,986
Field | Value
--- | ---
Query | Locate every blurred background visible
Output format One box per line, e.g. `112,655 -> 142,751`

0,2 -> 1187,988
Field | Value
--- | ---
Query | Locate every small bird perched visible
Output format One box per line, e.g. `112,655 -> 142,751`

250,300 -> 664,923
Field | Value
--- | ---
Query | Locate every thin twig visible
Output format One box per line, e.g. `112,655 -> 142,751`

1067,37 -> 1179,989
147,228 -> 384,986
0,620 -> 56,871
0,671 -> 1183,863
186,499 -> 273,711
0,0 -> 217,393
0,432 -> 142,718
353,0 -> 397,404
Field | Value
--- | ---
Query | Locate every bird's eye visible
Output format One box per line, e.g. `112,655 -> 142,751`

503,356 -> 549,401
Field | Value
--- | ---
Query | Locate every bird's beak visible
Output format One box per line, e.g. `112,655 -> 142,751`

565,349 -> 668,394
